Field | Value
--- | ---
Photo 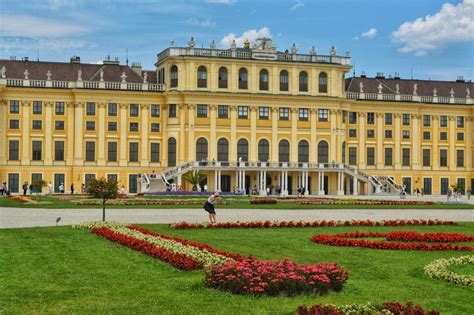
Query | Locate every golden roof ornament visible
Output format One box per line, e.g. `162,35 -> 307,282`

244,39 -> 250,49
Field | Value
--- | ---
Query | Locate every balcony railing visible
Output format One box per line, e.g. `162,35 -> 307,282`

346,91 -> 473,105
2,77 -> 164,92
157,47 -> 351,66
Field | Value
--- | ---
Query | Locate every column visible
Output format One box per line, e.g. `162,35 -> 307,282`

235,170 -> 239,192
337,172 -> 344,195
412,114 -> 421,169
353,175 -> 358,196
44,101 -> 53,165
0,99 -> 6,164
271,108 -> 278,162
210,105 -> 217,161
466,117 -> 473,170
214,170 -> 218,191
291,108 -> 298,162
358,112 -> 366,168
73,102 -> 84,166
394,113 -> 401,169
432,115 -> 439,170
66,102 -> 75,165
188,104 -> 195,161
330,110 -> 337,162
304,171 -> 309,196
179,105 -> 185,164
448,116 -> 456,170
376,112 -> 383,168
161,105 -> 168,166
21,101 -> 31,165
97,102 -> 106,166
318,171 -> 325,195
336,111 -> 342,162
119,103 -> 127,166
241,170 -> 246,195
250,106 -> 257,162
141,104 -> 149,166
230,105 -> 237,162
310,109 -> 317,163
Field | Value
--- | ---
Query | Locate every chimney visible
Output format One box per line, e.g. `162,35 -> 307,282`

131,62 -> 142,76
375,72 -> 385,79
360,71 -> 366,78
394,72 -> 400,80
456,75 -> 465,82
70,56 -> 81,64
103,55 -> 120,65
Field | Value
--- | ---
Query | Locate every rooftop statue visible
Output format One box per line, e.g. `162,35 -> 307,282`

253,37 -> 276,51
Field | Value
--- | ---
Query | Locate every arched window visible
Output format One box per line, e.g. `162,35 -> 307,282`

167,137 -> 177,167
318,141 -> 329,163
217,138 -> 229,162
299,71 -> 308,92
196,138 -> 208,161
319,72 -> 328,93
279,139 -> 290,162
237,139 -> 249,161
280,70 -> 289,91
342,141 -> 346,164
170,65 -> 178,88
258,139 -> 269,162
218,67 -> 228,89
259,69 -> 269,91
298,140 -> 309,163
238,68 -> 248,89
197,66 -> 207,88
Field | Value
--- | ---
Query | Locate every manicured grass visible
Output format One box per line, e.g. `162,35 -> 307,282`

0,195 -> 472,209
1,223 -> 473,314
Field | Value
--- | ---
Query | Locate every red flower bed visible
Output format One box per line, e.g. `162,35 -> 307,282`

127,225 -> 247,261
204,258 -> 349,296
311,231 -> 474,251
250,198 -> 277,204
297,301 -> 439,315
91,227 -> 203,270
172,219 -> 456,230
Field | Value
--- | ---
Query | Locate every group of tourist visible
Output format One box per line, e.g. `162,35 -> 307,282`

0,182 -> 9,196
446,187 -> 471,202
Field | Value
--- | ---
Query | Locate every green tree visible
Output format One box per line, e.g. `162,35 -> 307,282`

87,178 -> 119,221
182,171 -> 207,191
30,179 -> 48,201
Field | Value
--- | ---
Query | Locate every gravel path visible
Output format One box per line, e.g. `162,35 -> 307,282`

1,207 -> 473,229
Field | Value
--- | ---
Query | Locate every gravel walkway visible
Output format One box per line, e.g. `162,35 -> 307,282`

1,207 -> 473,229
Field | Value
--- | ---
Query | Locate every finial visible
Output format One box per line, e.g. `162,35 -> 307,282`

345,49 -> 350,57
143,72 -> 148,84
1,65 -> 6,78
24,69 -> 29,80
244,39 -> 250,49
46,70 -> 52,80
291,43 -> 297,54
310,46 -> 316,55
120,71 -> 127,83
377,83 -> 383,94
77,69 -> 82,81
188,36 -> 196,48
330,46 -> 336,56
210,40 -> 216,49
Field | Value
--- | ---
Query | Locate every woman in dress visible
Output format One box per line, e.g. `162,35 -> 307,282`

204,191 -> 220,224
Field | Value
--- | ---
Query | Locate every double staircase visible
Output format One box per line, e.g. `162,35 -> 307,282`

373,176 -> 404,194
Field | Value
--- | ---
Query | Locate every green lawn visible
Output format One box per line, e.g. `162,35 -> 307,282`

0,195 -> 472,209
1,224 -> 473,314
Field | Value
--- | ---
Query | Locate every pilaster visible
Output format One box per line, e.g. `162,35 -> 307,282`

0,99 -> 7,164
394,113 -> 401,169
291,108 -> 298,162
250,106 -> 257,162
119,103 -> 127,166
97,102 -> 106,166
178,104 -> 185,164
448,116 -> 456,170
412,114 -> 421,170
376,112 -> 383,168
21,100 -> 31,165
330,109 -> 337,162
432,115 -> 439,170
66,102 -> 75,164
271,107 -> 278,163
161,104 -> 168,166
73,102 -> 84,166
141,104 -> 150,166
187,104 -> 195,161
230,105 -> 237,162
466,117 -> 473,170
310,109 -> 317,163
209,104 -> 217,160
44,101 -> 53,165
358,112 -> 366,168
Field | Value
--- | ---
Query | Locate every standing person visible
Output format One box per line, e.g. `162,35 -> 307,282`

22,182 -> 28,196
447,188 -> 452,202
70,183 -> 74,195
81,183 -> 86,194
467,187 -> 471,200
48,182 -> 53,194
203,192 -> 220,224
0,182 -> 4,196
59,183 -> 65,194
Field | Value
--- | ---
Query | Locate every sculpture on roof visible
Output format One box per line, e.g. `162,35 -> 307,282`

413,83 -> 417,96
377,83 -> 383,93
77,69 -> 82,81
291,43 -> 297,54
100,69 -> 104,82
395,83 -> 400,94
210,40 -> 216,49
359,82 -> 364,93
24,69 -> 29,80
1,65 -> 6,78
330,46 -> 336,56
188,37 -> 196,48
230,39 -> 236,50
46,70 -> 52,80
467,88 -> 470,98
310,46 -> 317,55
449,88 -> 454,97
244,39 -> 250,49
121,71 -> 127,83
253,37 -> 276,51
433,88 -> 437,97
143,72 -> 148,84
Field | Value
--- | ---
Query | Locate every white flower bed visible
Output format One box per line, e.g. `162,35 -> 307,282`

424,255 -> 474,286
72,221 -> 126,230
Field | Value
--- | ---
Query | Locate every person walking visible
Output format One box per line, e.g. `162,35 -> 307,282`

22,182 -> 28,196
467,187 -> 471,200
203,191 -> 220,224
70,183 -> 74,195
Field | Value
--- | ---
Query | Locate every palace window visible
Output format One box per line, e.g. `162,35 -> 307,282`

298,140 -> 309,163
349,112 -> 357,124
169,104 -> 177,117
197,104 -> 208,118
55,102 -> 64,115
423,115 -> 431,127
457,116 -> 464,128
279,140 -> 290,162
402,148 -> 410,166
349,147 -> 357,165
258,139 -> 269,161
318,109 -> 328,122
423,149 -> 431,166
108,103 -> 117,116
8,140 -> 19,161
440,115 -> 448,127
129,142 -> 139,162
10,100 -> 19,114
367,147 -> 375,166
238,106 -> 248,119
108,142 -> 117,162
33,101 -> 42,115
86,102 -> 95,116
217,138 -> 229,162
440,149 -> 448,167
129,122 -> 139,132
299,108 -> 309,121
85,142 -> 95,162
279,107 -> 289,120
402,130 -> 410,139
238,68 -> 248,89
384,148 -> 393,166
54,141 -> 64,161
317,141 -> 329,163
196,138 -> 208,161
423,131 -> 430,140
259,69 -> 269,91
237,139 -> 249,161
367,112 -> 375,124
9,119 -> 19,129
259,107 -> 269,120
151,143 -> 160,162
385,113 -> 392,125
218,67 -> 228,89
32,141 -> 42,161
55,120 -> 64,130
367,129 -> 375,138
440,132 -> 447,140
32,120 -> 42,130
108,122 -> 117,132
218,105 -> 228,119
197,66 -> 207,88
151,104 -> 160,117
151,123 -> 160,132
280,70 -> 289,91
456,150 -> 464,167
385,130 -> 392,139
170,65 -> 178,88
86,121 -> 95,131
318,72 -> 327,93
299,71 -> 308,92
349,129 -> 357,138
130,104 -> 139,117
457,132 -> 464,141
402,114 -> 410,126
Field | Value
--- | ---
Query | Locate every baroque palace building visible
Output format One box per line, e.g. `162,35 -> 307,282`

0,38 -> 472,195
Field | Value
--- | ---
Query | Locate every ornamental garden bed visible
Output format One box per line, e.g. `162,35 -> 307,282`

297,301 -> 440,315
74,198 -> 227,206
424,255 -> 474,286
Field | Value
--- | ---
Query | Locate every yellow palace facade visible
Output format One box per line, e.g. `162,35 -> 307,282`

0,38 -> 472,195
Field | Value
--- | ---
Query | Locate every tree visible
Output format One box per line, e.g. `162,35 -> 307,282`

30,179 -> 48,201
87,178 -> 119,222
182,171 -> 207,191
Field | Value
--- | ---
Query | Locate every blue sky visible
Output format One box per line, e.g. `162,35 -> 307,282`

0,0 -> 472,81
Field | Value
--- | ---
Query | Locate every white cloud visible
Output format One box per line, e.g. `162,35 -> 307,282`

361,28 -> 377,39
185,17 -> 215,27
205,0 -> 235,4
0,37 -> 89,53
290,0 -> 304,11
0,14 -> 89,38
392,0 -> 474,56
220,27 -> 272,48
46,0 -> 78,10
